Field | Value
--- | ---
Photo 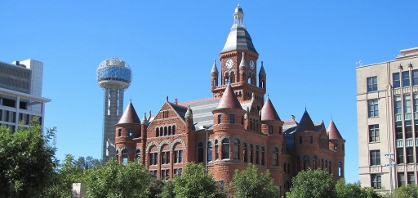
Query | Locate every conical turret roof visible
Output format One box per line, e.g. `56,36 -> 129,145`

211,59 -> 218,74
215,85 -> 242,109
260,97 -> 281,121
295,110 -> 315,133
259,61 -> 266,76
118,102 -> 140,124
328,120 -> 343,139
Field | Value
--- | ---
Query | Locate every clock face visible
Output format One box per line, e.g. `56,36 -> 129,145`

249,60 -> 255,70
225,59 -> 234,69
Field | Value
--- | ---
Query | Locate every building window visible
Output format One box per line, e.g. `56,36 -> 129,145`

404,95 -> 412,119
122,149 -> 128,165
407,172 -> 415,185
367,76 -> 378,92
393,73 -> 401,88
338,162 -> 343,177
207,142 -> 212,162
397,148 -> 404,164
162,151 -> 170,164
370,150 -> 380,166
174,168 -> 182,176
398,173 -> 405,187
273,147 -> 279,166
369,124 -> 380,142
395,122 -> 403,140
284,162 -> 287,173
233,139 -> 240,160
218,114 -> 222,124
250,144 -> 254,163
150,170 -> 157,178
230,114 -> 235,123
136,149 -> 141,164
174,150 -> 183,163
371,174 -> 381,189
215,140 -> 219,159
255,146 -> 259,164
161,169 -> 170,180
413,70 -> 418,85
299,136 -> 302,144
268,125 -> 273,134
197,142 -> 204,163
303,156 -> 310,171
406,121 -> 413,139
128,128 -> 132,137
407,148 -> 414,163
368,99 -> 379,118
403,71 -> 410,87
149,152 -> 158,166
313,156 -> 317,169
261,147 -> 265,166
222,139 -> 230,159
243,143 -> 247,162
309,136 -> 313,144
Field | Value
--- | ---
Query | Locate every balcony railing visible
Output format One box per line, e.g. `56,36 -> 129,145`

395,114 -> 402,121
396,139 -> 404,148
405,113 -> 412,120
406,138 -> 414,147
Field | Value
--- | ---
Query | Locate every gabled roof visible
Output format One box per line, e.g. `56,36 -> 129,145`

215,85 -> 242,110
294,110 -> 315,133
260,97 -> 281,121
168,102 -> 188,121
328,120 -> 343,139
117,102 -> 140,124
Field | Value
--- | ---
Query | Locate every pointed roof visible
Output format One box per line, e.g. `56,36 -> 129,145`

211,59 -> 218,74
215,85 -> 242,109
185,106 -> 193,119
295,110 -> 315,133
328,120 -> 343,139
221,6 -> 257,54
141,112 -> 148,125
117,102 -> 140,124
259,61 -> 266,76
260,97 -> 281,121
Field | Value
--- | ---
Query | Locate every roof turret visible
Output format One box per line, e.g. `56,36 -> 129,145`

215,85 -> 242,109
211,59 -> 218,74
328,120 -> 343,139
117,102 -> 140,124
185,106 -> 193,119
260,97 -> 281,121
259,61 -> 266,76
239,52 -> 247,69
141,112 -> 148,125
295,110 -> 315,132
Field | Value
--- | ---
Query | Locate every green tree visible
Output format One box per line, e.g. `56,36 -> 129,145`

392,185 -> 418,198
160,180 -> 176,198
148,177 -> 165,198
173,162 -> 227,198
288,168 -> 336,198
86,159 -> 152,198
0,121 -> 57,198
232,163 -> 278,198
335,178 -> 381,198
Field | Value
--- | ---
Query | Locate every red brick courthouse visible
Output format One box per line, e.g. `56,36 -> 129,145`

114,5 -> 345,196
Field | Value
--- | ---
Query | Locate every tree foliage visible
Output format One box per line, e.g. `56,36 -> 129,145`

392,185 -> 418,198
86,159 -> 151,198
335,178 -> 380,198
288,168 -> 336,198
0,122 -> 57,197
160,180 -> 176,198
232,163 -> 278,198
173,162 -> 226,198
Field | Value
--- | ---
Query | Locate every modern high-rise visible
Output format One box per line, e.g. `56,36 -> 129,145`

96,58 -> 132,161
357,47 -> 418,193
0,59 -> 50,131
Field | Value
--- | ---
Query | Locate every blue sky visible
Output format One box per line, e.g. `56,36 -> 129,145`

1,1 -> 417,184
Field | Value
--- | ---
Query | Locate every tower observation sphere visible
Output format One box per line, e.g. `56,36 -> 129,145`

97,58 -> 132,161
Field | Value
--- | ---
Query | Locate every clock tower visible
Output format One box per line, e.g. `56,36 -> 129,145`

211,5 -> 266,106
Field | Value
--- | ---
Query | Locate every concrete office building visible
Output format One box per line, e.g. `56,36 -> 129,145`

357,47 -> 418,193
96,58 -> 132,161
0,59 -> 50,131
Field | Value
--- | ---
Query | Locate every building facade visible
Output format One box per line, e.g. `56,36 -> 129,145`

357,47 -> 418,193
0,59 -> 50,131
115,5 -> 345,196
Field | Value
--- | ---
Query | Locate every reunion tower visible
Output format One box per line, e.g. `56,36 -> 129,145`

96,58 -> 132,161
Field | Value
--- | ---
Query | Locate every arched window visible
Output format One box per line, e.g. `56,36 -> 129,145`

128,128 -> 132,137
261,147 -> 265,165
218,114 -> 222,124
322,159 -> 324,169
168,126 -> 172,135
233,139 -> 240,160
224,73 -> 230,85
136,149 -> 141,164
338,162 -> 343,177
122,149 -> 128,165
215,140 -> 219,159
313,156 -> 317,169
156,128 -> 159,137
243,143 -> 247,162
222,139 -> 230,159
255,146 -> 260,164
296,156 -> 300,171
198,142 -> 204,163
255,120 -> 259,132
230,72 -> 235,83
172,125 -> 176,135
118,128 -> 122,137
164,126 -> 167,136
207,142 -> 212,162
250,144 -> 254,163
329,162 -> 332,174
213,78 -> 218,86
273,147 -> 279,166
325,160 -> 328,169
304,156 -> 310,170
283,162 -> 287,173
